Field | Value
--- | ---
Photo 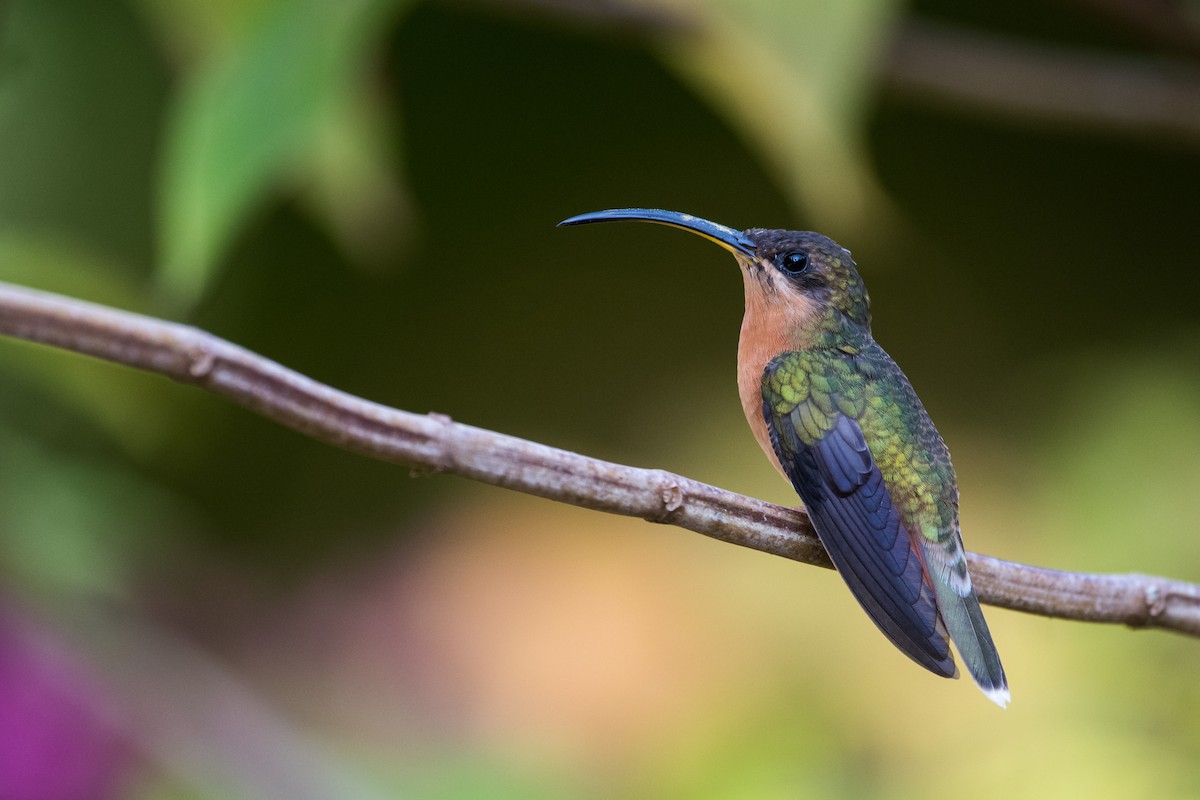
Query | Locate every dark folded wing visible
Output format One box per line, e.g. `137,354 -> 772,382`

764,376 -> 955,677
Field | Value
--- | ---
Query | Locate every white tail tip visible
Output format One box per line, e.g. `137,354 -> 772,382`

984,685 -> 1011,709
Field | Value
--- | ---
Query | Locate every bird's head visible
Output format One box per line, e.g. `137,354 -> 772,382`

558,209 -> 871,340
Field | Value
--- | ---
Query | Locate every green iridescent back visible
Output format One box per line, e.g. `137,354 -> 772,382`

763,349 -> 957,549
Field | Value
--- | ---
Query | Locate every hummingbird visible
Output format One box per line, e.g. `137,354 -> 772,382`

559,208 -> 1009,706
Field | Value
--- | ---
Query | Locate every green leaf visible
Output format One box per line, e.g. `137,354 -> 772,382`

158,0 -> 406,304
301,83 -> 415,273
660,0 -> 901,233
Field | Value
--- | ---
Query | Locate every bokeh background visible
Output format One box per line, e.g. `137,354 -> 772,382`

2,0 -> 1200,798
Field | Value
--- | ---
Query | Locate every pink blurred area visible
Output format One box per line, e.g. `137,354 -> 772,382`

0,603 -> 131,800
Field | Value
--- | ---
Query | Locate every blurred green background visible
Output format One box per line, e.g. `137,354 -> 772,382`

2,0 -> 1200,798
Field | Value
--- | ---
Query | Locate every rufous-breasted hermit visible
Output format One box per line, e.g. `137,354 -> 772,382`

559,208 -> 1009,706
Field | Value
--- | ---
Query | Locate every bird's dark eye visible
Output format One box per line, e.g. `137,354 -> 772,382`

778,251 -> 810,275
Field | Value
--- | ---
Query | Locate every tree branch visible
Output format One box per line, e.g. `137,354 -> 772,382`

885,19 -> 1200,145
2,281 -> 1199,636
1056,0 -> 1200,61
495,0 -> 1200,148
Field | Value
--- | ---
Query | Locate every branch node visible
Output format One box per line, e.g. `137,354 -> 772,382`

187,349 -> 216,380
1144,585 -> 1167,620
422,412 -> 456,473
661,481 -> 684,513
646,471 -> 686,523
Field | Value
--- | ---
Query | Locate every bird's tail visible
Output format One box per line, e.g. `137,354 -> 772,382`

932,573 -> 1009,707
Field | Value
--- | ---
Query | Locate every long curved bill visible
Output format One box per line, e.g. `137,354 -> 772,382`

558,208 -> 756,258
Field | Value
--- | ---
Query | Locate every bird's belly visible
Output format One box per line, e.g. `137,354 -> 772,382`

737,323 -> 790,480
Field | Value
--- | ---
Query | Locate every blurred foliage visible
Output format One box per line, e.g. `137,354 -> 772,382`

663,0 -> 902,233
1,0 -> 1199,798
156,0 -> 410,302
